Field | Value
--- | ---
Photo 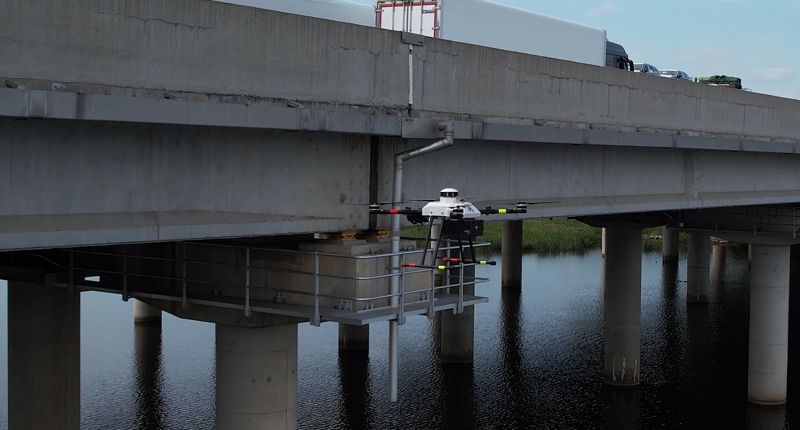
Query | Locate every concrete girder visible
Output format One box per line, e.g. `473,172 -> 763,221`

577,205 -> 800,244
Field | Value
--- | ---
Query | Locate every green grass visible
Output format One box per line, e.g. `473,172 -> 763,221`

401,219 -> 688,254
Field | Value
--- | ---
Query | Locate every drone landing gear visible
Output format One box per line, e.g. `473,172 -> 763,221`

410,218 -> 496,269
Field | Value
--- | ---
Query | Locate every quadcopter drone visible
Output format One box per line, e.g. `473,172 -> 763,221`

369,188 -> 528,270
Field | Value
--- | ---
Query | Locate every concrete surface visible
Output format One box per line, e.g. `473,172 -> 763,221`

338,324 -> 369,351
8,282 -> 81,430
134,299 -> 162,323
3,0 -> 800,250
603,228 -> 642,386
662,227 -> 679,262
216,323 -> 298,430
748,245 -> 790,406
440,244 -> 476,364
3,0 -> 800,142
687,232 -> 710,303
501,220 -> 523,289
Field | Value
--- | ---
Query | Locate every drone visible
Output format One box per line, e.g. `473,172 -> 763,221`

369,188 -> 528,270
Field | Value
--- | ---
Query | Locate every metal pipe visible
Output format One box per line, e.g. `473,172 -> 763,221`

388,120 -> 454,402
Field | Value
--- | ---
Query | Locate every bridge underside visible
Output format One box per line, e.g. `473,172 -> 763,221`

3,106 -> 800,251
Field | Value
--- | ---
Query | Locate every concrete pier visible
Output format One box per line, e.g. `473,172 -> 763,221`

8,282 -> 81,430
687,232 -> 710,303
440,241 -> 476,364
338,325 -> 369,351
712,243 -> 726,286
662,227 -> 679,262
603,228 -> 642,386
748,244 -> 790,406
216,324 -> 298,430
601,228 -> 607,258
501,220 -> 523,290
134,299 -> 162,324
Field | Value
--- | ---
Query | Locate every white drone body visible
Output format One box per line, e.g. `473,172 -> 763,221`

421,188 -> 481,219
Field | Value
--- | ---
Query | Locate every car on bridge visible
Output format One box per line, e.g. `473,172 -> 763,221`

633,63 -> 660,75
659,69 -> 692,80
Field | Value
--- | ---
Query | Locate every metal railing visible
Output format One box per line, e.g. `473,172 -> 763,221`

42,239 -> 491,327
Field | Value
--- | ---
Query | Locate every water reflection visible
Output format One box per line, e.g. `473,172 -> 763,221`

336,351 -> 373,430
603,385 -> 641,430
498,288 -> 530,428
440,365 -> 476,429
746,404 -> 788,430
133,324 -> 166,430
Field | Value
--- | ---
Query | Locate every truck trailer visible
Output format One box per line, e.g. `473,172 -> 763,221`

694,75 -> 743,90
215,0 -> 376,27
375,0 -> 607,66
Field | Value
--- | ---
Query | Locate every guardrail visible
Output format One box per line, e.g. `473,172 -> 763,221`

34,239 -> 492,326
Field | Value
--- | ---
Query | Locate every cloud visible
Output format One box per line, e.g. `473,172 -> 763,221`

585,3 -> 624,17
748,67 -> 796,82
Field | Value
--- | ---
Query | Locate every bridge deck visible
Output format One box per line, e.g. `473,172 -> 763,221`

2,0 -> 800,250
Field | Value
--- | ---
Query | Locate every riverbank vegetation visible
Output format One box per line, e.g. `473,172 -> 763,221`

401,218 -> 687,254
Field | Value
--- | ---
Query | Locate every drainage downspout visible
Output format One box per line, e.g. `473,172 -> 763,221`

388,120 -> 454,402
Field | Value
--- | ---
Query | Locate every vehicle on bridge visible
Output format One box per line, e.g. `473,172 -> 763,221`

216,0 -> 375,26
694,75 -> 744,89
606,40 -> 634,71
375,0 -> 608,66
633,62 -> 660,75
659,69 -> 692,80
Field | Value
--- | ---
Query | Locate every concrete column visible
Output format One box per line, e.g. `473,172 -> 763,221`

603,228 -> 642,386
601,228 -> 607,258
712,243 -> 726,287
8,282 -> 80,430
662,227 -> 679,262
338,325 -> 369,351
749,244 -> 753,261
440,241 -> 476,364
687,232 -> 711,303
748,244 -> 790,406
501,220 -> 523,290
134,299 -> 162,324
216,324 -> 298,430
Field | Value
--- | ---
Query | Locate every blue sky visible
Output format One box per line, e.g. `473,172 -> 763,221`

353,0 -> 800,99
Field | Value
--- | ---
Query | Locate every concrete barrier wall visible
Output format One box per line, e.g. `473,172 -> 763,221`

415,37 -> 800,140
0,0 -> 410,109
3,0 -> 799,141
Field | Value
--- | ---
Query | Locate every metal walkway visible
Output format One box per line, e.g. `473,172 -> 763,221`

38,239 -> 491,326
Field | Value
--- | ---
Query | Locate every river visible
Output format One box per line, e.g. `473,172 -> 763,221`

0,246 -> 796,429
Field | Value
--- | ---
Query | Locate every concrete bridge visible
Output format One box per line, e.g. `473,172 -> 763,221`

2,0 -> 800,429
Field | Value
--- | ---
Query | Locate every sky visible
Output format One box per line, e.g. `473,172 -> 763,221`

351,0 -> 800,99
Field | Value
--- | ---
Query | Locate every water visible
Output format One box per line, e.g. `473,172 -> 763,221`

0,246 -> 796,429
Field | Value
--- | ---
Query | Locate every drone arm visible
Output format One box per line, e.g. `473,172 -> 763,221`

479,208 -> 527,215
369,208 -> 423,216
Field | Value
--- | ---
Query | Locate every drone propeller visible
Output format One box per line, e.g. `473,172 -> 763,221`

341,200 -> 427,207
483,200 -> 561,205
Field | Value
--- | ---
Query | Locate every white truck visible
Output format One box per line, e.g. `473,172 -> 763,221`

214,0 -> 376,27
375,0 -> 607,66
216,0 -> 606,67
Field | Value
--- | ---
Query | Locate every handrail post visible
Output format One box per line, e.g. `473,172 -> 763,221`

399,252 -> 406,325
181,243 -> 188,309
428,267 -> 436,317
244,248 -> 251,318
312,252 -> 321,327
69,250 -> 75,294
122,246 -> 128,301
457,262 -> 464,314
